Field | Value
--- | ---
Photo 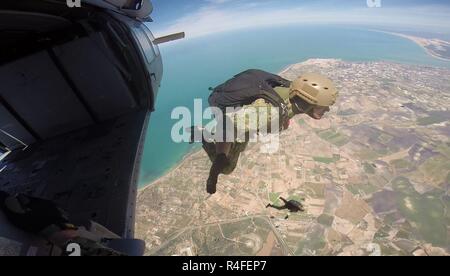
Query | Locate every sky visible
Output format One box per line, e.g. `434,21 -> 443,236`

148,0 -> 450,39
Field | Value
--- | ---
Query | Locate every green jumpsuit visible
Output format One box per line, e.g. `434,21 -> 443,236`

203,86 -> 295,174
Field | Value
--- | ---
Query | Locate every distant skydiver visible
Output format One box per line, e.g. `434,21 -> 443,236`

190,69 -> 338,194
266,197 -> 305,213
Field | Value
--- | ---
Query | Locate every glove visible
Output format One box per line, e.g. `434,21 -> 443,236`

206,154 -> 230,194
0,192 -> 74,236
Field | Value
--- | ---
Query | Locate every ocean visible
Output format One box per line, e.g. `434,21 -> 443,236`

138,24 -> 450,187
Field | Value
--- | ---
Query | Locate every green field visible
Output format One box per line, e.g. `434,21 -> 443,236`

313,154 -> 341,164
417,116 -> 448,126
347,182 -> 379,196
221,219 -> 253,238
363,162 -> 376,174
417,155 -> 450,186
269,192 -> 281,205
303,182 -> 325,198
317,214 -> 334,227
337,109 -> 357,116
390,158 -> 411,170
297,118 -> 306,126
287,194 -> 304,203
271,173 -> 281,179
357,148 -> 382,161
295,225 -> 327,255
316,129 -> 350,147
378,133 -> 394,144
435,143 -> 450,158
391,177 -> 447,247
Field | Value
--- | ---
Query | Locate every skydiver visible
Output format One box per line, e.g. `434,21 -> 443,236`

191,69 -> 338,194
266,197 -> 305,213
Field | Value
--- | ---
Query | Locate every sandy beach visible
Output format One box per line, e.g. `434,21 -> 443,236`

371,30 -> 450,62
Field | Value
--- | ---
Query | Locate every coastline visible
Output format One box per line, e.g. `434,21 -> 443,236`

138,145 -> 204,193
279,64 -> 295,75
138,36 -> 450,193
370,29 -> 450,62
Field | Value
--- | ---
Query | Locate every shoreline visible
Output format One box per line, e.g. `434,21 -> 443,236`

369,29 -> 450,62
138,145 -> 203,193
279,64 -> 295,75
138,46 -> 449,192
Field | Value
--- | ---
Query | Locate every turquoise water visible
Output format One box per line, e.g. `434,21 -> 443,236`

138,25 -> 450,187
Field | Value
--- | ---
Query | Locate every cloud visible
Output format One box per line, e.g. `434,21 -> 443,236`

153,1 -> 450,39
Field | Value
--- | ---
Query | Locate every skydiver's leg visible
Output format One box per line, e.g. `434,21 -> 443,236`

205,118 -> 232,194
207,109 -> 252,193
206,142 -> 248,194
206,141 -> 232,176
266,204 -> 288,211
216,142 -> 232,156
203,139 -> 217,163
206,153 -> 229,194
206,145 -> 231,194
221,141 -> 248,175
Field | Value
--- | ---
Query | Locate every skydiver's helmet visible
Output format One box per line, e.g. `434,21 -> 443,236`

289,73 -> 338,116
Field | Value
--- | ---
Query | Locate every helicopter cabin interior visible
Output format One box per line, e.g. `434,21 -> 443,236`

0,1 -> 157,237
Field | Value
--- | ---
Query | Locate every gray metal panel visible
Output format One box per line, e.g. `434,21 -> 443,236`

0,104 -> 35,150
0,51 -> 93,139
0,111 -> 149,237
53,34 -> 136,121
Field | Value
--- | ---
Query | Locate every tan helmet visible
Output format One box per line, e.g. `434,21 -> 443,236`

289,73 -> 338,107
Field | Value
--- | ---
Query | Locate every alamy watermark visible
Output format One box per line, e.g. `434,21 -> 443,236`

67,0 -> 81,8
367,0 -> 382,8
171,99 -> 282,154
66,243 -> 81,256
